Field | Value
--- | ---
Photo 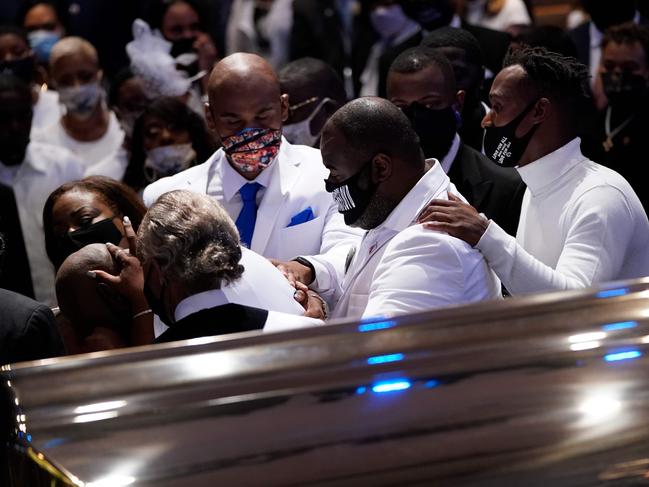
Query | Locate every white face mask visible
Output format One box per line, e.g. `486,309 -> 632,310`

370,4 -> 410,40
144,143 -> 196,182
58,82 -> 102,119
282,97 -> 334,147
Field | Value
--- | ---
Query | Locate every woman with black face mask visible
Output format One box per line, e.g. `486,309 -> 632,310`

42,176 -> 147,271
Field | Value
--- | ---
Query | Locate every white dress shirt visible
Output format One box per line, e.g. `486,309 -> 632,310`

0,142 -> 84,305
331,161 -> 502,320
154,247 -> 319,337
207,154 -> 276,219
32,110 -> 125,174
466,0 -> 531,32
439,133 -> 461,174
31,89 -> 60,133
476,138 -> 649,294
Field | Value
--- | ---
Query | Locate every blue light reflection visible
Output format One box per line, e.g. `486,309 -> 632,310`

372,379 -> 411,393
358,320 -> 397,332
602,321 -> 637,331
596,288 -> 628,299
367,353 -> 404,365
604,350 -> 642,362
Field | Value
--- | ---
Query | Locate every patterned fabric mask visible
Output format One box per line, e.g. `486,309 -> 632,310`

221,128 -> 282,175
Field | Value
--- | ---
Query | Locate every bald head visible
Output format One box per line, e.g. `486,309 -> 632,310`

49,36 -> 98,68
205,53 -> 288,141
56,244 -> 128,337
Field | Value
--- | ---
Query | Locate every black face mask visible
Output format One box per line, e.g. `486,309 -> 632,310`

143,266 -> 175,327
325,160 -> 377,227
402,102 -> 459,160
170,37 -> 197,58
401,0 -> 454,31
55,218 -> 122,268
483,100 -> 540,168
602,71 -> 649,112
0,56 -> 36,85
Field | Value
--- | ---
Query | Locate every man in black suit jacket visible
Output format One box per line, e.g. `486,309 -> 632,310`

0,289 -> 65,365
0,183 -> 33,299
131,190 -> 318,344
387,46 -> 524,236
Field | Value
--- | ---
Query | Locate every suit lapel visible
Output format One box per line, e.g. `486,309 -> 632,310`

250,145 -> 300,255
450,144 -> 493,210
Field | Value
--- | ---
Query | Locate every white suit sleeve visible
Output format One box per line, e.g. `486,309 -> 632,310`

476,186 -> 635,294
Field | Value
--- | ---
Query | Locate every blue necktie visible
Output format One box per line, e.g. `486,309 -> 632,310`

235,182 -> 262,248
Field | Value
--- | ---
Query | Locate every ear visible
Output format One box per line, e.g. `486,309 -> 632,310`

280,93 -> 289,122
532,97 -> 551,124
204,102 -> 216,132
371,153 -> 392,184
455,89 -> 466,111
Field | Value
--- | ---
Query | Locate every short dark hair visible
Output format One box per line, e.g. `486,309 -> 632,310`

421,27 -> 483,68
279,57 -> 347,106
602,22 -> 649,67
328,97 -> 423,166
43,176 -> 147,269
125,97 -> 216,191
503,46 -> 590,120
108,67 -> 134,108
389,46 -> 456,88
512,25 -> 578,58
0,24 -> 30,46
16,0 -> 69,31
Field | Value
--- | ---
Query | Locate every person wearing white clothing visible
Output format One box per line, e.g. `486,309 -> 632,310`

0,73 -> 84,305
315,97 -> 501,320
143,53 -> 362,305
465,0 -> 531,34
421,47 -> 649,295
32,37 -> 124,175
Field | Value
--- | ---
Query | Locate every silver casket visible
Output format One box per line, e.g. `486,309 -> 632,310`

2,279 -> 649,486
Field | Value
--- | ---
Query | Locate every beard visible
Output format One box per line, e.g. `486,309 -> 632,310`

352,190 -> 400,230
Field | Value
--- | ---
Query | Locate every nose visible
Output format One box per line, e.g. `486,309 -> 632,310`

158,127 -> 175,146
481,109 -> 494,129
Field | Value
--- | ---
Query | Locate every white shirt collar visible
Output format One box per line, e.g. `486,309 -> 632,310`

220,145 -> 279,202
440,133 -> 461,174
516,137 -> 585,197
380,161 -> 449,232
174,288 -> 230,322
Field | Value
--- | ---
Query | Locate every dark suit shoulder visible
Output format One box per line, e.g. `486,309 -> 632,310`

155,303 -> 269,344
453,143 -> 523,188
461,22 -> 511,73
0,289 -> 64,364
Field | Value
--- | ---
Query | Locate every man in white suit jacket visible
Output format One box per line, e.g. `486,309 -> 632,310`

143,53 -> 361,305
319,98 -> 502,320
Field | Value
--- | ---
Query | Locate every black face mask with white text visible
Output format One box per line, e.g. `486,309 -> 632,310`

482,100 -> 540,168
325,160 -> 377,226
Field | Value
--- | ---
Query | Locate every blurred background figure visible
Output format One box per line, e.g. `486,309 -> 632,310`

0,184 -> 32,298
278,57 -> 347,147
0,24 -> 59,132
226,0 -> 293,70
421,27 -> 488,152
359,0 -> 422,96
42,176 -> 146,271
17,0 -> 67,67
464,0 -> 532,35
124,96 -> 216,193
0,72 -> 83,305
582,22 -> 649,213
510,24 -> 578,57
148,0 -> 219,96
33,36 -> 124,176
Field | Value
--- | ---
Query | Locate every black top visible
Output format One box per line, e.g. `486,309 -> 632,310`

448,142 -> 526,237
155,303 -> 269,344
0,289 -> 65,365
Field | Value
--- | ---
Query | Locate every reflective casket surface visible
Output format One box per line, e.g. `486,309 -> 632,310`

3,279 -> 649,486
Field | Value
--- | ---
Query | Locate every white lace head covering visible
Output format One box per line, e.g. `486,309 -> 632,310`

126,19 -> 191,98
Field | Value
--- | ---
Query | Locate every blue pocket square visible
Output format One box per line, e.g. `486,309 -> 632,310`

288,207 -> 315,227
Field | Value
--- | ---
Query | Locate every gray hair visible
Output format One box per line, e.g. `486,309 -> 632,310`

137,190 -> 244,294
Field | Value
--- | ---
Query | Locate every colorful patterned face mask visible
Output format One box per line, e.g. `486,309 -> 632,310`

221,127 -> 282,175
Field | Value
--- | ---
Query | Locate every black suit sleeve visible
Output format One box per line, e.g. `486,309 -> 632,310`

12,306 -> 66,364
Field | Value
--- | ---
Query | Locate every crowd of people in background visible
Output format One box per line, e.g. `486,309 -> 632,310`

1,0 -> 649,364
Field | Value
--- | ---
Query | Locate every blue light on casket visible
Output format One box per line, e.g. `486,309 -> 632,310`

367,353 -> 404,365
602,321 -> 637,331
604,350 -> 642,362
358,320 -> 397,332
371,379 -> 411,393
596,288 -> 628,299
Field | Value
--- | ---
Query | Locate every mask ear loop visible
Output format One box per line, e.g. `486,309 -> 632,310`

304,97 -> 335,137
